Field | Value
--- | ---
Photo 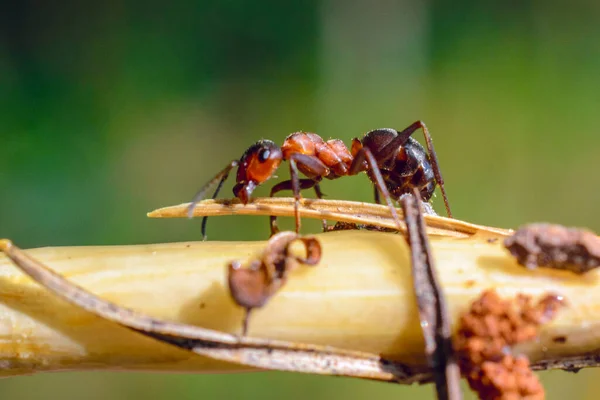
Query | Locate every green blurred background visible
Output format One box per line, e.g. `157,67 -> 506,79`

1,0 -> 599,399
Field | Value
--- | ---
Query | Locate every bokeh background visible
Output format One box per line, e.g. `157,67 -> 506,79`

1,1 -> 600,399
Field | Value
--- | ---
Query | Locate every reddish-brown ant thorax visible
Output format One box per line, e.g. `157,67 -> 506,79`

233,140 -> 283,204
282,133 -> 353,178
281,132 -> 319,159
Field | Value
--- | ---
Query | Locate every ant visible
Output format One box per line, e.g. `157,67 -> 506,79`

188,121 -> 452,239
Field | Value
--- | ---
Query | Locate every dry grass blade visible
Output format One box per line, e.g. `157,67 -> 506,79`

148,197 -> 511,238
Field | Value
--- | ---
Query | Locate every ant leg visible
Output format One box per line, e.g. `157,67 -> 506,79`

377,121 -> 452,218
289,158 -> 301,234
349,148 -> 404,232
269,178 -> 321,235
269,154 -> 329,236
373,186 -> 381,204
415,122 -> 452,218
313,184 -> 329,231
289,154 -> 330,234
375,121 -> 452,218
187,160 -> 239,240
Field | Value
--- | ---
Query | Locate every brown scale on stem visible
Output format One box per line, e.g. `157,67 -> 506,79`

186,121 -> 452,239
227,231 -> 322,336
455,290 -> 566,400
504,223 -> 600,274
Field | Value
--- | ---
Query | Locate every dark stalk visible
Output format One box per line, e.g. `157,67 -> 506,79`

401,188 -> 462,400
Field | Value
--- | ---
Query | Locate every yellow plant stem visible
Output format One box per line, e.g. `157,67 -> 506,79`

0,230 -> 598,377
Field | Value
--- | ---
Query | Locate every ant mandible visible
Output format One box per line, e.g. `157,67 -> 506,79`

187,121 -> 452,239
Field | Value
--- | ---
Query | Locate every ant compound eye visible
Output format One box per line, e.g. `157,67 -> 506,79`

258,148 -> 270,162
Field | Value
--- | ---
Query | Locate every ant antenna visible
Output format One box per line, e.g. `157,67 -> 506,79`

187,160 -> 239,240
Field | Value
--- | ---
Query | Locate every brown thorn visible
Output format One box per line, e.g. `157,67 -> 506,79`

227,231 -> 323,336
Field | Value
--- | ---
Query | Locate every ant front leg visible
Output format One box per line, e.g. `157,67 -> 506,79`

269,154 -> 330,236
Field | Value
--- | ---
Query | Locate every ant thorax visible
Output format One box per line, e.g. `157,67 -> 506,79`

281,132 -> 352,179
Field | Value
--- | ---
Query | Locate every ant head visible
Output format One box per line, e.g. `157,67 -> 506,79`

233,139 -> 283,204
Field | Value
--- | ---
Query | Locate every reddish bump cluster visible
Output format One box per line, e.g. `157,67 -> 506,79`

455,290 -> 565,400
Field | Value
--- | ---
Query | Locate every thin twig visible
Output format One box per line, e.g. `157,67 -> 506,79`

401,190 -> 462,400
